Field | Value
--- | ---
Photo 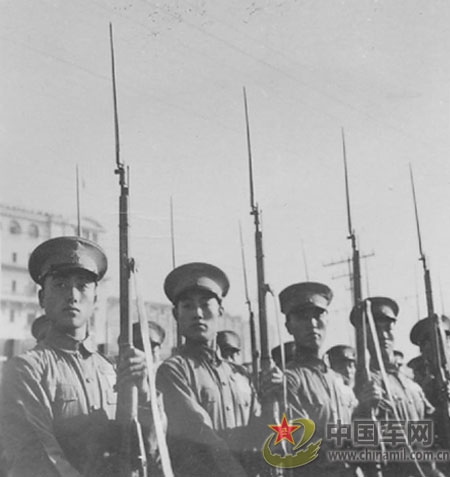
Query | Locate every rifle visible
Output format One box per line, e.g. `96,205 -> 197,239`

238,221 -> 259,387
342,130 -> 383,477
243,89 -> 287,477
243,88 -> 270,377
109,24 -> 147,477
341,129 -> 369,384
409,164 -> 450,446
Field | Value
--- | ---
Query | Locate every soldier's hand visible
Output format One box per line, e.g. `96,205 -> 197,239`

358,380 -> 382,407
260,366 -> 283,398
116,346 -> 149,396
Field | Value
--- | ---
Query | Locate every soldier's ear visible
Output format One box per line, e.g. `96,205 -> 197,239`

218,305 -> 224,317
38,288 -> 45,308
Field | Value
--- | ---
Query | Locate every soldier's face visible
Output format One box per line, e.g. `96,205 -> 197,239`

332,360 -> 356,386
370,316 -> 395,363
285,306 -> 328,351
174,290 -> 223,344
39,271 -> 97,335
222,348 -> 240,363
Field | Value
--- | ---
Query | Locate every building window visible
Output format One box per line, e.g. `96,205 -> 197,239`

9,220 -> 21,234
11,280 -> 16,293
10,309 -> 15,323
29,223 -> 39,238
12,252 -> 17,263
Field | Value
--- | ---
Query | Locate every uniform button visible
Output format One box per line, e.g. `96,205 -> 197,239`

221,381 -> 227,386
86,377 -> 92,383
226,405 -> 232,411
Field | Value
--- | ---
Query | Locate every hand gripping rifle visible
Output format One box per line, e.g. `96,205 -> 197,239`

239,221 -> 260,388
409,165 -> 450,447
342,130 -> 384,477
109,24 -> 147,477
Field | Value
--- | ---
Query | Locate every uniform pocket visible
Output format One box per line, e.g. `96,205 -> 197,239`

53,383 -> 81,418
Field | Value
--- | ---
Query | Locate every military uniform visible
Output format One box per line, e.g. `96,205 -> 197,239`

277,282 -> 354,477
156,263 -> 260,477
271,341 -> 296,369
326,345 -> 358,412
0,237 -> 151,477
217,330 -> 241,362
352,298 -> 436,477
410,316 -> 450,455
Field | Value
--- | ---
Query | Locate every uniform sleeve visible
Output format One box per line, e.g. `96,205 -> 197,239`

156,359 -> 248,477
0,357 -> 82,477
285,369 -> 310,420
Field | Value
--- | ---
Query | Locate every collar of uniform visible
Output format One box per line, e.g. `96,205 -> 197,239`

44,326 -> 97,354
369,359 -> 398,374
183,339 -> 222,364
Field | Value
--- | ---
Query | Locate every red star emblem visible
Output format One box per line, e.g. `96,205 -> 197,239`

268,413 -> 300,445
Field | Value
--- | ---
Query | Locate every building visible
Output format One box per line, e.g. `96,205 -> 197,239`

0,204 -> 105,357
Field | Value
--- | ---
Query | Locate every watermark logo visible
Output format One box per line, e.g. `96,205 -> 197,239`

263,414 -> 322,469
326,420 -> 434,448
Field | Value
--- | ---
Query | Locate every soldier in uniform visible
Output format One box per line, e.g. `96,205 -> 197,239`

410,316 -> 450,453
133,320 -> 166,367
217,330 -> 241,363
271,341 -> 296,369
352,297 -> 437,477
156,262 -> 261,477
408,355 -> 427,387
393,350 -> 405,372
263,282 -> 355,477
327,344 -> 357,388
0,236 -> 151,477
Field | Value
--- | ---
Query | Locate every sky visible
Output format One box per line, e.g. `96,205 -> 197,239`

2,0 -> 450,360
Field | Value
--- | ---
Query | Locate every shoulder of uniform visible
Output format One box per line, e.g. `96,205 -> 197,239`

157,353 -> 189,376
3,345 -> 51,379
227,361 -> 251,377
94,351 -> 117,370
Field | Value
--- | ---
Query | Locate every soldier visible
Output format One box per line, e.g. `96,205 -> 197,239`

133,320 -> 166,366
0,236 -> 151,477
327,344 -> 356,388
271,341 -> 296,369
407,355 -> 427,387
263,282 -> 355,477
156,262 -> 261,477
352,297 -> 436,477
410,316 -> 450,452
217,330 -> 241,363
393,349 -> 405,372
